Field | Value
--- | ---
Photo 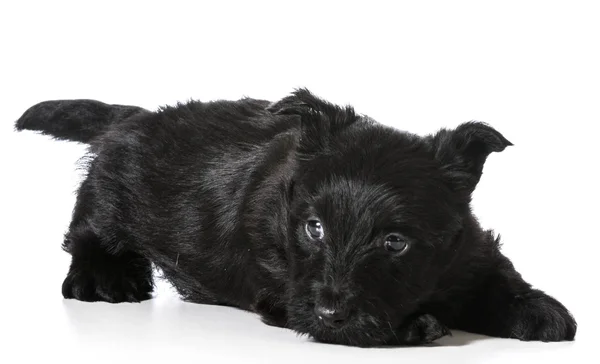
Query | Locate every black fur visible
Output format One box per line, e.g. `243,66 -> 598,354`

15,89 -> 576,346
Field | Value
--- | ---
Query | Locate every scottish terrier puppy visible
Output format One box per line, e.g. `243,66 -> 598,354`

15,89 -> 576,346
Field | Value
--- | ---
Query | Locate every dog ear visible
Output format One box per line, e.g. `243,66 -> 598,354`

267,88 -> 359,135
430,121 -> 512,193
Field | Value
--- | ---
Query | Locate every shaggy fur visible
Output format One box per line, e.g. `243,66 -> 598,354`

15,89 -> 576,346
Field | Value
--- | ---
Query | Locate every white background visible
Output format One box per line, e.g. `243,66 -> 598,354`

1,1 -> 598,363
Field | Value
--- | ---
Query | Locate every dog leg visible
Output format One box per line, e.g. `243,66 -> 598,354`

454,254 -> 577,341
61,176 -> 153,303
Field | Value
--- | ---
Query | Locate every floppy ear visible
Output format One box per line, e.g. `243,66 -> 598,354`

267,88 -> 332,114
430,121 -> 512,193
267,88 -> 359,134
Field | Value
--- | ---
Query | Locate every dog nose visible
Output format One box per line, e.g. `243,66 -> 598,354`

314,305 -> 349,328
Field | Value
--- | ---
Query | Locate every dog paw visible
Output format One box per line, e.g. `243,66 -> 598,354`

254,299 -> 288,328
62,259 -> 153,303
508,292 -> 577,342
395,314 -> 451,345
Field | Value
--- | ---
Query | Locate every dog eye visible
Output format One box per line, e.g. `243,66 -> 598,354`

384,234 -> 410,254
305,220 -> 324,241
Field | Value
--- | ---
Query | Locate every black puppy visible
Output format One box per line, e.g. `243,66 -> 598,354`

15,89 -> 576,346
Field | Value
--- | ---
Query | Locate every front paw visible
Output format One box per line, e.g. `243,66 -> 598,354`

62,252 -> 153,303
508,291 -> 577,342
394,314 -> 451,345
62,268 -> 153,303
253,299 -> 288,328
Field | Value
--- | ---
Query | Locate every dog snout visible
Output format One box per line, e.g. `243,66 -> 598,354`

314,305 -> 349,328
314,286 -> 352,329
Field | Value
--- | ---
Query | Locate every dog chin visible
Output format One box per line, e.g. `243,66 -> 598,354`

289,307 -> 394,347
308,323 -> 394,347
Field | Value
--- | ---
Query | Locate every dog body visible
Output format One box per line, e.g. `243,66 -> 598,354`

15,90 -> 576,346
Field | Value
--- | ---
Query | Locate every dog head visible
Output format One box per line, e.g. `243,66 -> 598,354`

268,89 -> 512,346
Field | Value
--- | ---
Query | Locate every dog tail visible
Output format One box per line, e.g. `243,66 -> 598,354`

15,99 -> 146,143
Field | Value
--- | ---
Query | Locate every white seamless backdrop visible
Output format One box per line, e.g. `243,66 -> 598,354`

1,1 -> 598,363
